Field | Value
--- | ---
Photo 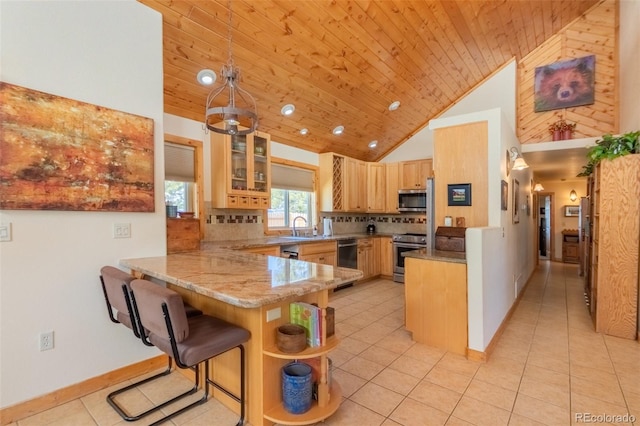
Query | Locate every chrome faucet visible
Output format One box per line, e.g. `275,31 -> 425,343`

292,216 -> 307,236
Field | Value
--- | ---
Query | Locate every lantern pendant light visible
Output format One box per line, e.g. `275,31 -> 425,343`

204,0 -> 258,136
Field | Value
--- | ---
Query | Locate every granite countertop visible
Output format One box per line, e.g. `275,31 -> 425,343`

402,247 -> 466,264
120,246 -> 363,309
208,232 -> 394,250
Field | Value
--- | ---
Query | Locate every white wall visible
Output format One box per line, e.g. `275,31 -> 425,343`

381,60 -> 517,163
0,1 -> 164,408
620,0 -> 640,132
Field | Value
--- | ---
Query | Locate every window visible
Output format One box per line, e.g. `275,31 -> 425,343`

165,181 -> 195,212
268,163 -> 315,230
164,142 -> 197,213
269,188 -> 314,228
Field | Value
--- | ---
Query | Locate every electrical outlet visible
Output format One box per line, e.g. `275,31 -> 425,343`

113,223 -> 131,239
266,307 -> 281,322
39,331 -> 54,351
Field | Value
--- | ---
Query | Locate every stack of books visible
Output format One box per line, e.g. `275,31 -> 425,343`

289,302 -> 323,347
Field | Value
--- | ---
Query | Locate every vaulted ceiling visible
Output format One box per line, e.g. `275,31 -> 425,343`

141,0 -> 599,162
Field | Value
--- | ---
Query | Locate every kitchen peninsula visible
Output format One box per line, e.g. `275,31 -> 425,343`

120,246 -> 363,426
403,248 -> 468,356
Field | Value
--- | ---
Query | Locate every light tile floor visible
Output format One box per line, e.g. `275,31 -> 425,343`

10,261 -> 639,426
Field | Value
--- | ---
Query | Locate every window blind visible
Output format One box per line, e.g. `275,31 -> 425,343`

164,143 -> 195,182
271,164 -> 314,192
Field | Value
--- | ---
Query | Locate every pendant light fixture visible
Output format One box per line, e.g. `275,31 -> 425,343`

533,183 -> 545,192
204,0 -> 258,136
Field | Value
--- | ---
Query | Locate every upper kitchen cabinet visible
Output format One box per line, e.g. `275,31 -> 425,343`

367,162 -> 386,213
210,129 -> 271,209
400,159 -> 433,189
345,157 -> 367,212
384,162 -> 400,213
319,153 -> 345,212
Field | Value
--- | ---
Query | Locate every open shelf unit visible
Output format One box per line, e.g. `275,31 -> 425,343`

261,290 -> 341,425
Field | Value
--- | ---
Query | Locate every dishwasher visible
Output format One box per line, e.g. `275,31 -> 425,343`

335,238 -> 358,291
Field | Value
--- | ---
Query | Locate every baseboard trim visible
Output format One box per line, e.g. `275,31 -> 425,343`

0,355 -> 167,425
466,267 -> 536,362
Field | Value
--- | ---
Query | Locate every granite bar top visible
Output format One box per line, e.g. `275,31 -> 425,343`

402,247 -> 466,264
207,232 -> 394,251
120,246 -> 363,309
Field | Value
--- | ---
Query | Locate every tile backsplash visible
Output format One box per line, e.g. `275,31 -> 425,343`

202,203 -> 429,241
321,213 -> 427,235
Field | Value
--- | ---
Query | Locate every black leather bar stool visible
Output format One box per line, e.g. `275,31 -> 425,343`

130,278 -> 250,426
99,266 -> 203,422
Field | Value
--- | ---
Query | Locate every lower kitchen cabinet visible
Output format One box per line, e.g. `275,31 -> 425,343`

241,245 -> 281,256
299,241 -> 337,266
380,236 -> 393,277
357,238 -> 376,280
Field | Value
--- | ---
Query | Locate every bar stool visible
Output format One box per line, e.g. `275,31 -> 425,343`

130,278 -> 250,426
99,266 -> 203,422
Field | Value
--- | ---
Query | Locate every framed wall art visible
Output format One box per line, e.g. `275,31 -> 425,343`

448,183 -> 472,206
534,55 -> 595,112
564,205 -> 580,217
0,82 -> 155,212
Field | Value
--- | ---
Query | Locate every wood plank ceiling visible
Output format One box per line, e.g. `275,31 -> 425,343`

141,0 -> 598,162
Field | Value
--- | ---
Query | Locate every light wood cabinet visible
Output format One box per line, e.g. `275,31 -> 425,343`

405,257 -> 467,355
562,230 -> 579,264
241,246 -> 280,256
318,153 -> 345,212
357,238 -> 376,281
400,159 -> 433,189
298,241 -> 337,267
384,162 -> 400,213
380,236 -> 394,277
345,157 -> 367,212
166,218 -> 200,254
366,163 -> 386,213
210,129 -> 271,209
590,154 -> 639,339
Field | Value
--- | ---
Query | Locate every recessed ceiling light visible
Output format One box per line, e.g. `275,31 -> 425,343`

368,140 -> 378,149
332,126 -> 344,135
388,101 -> 400,111
281,104 -> 295,116
300,128 -> 308,135
196,69 -> 216,86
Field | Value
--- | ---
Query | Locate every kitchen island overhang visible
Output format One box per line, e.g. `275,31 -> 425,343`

120,247 -> 363,426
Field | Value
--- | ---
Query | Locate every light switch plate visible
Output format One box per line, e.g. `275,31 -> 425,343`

0,223 -> 12,242
113,223 -> 131,239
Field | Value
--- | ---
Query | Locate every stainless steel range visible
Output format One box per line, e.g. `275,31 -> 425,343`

392,233 -> 428,283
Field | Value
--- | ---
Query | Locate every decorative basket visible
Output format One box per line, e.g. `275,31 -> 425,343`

276,324 -> 307,353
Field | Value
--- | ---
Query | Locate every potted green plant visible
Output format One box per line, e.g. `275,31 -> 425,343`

577,131 -> 640,176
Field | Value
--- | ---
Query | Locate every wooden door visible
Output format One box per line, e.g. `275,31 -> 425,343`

367,163 -> 386,212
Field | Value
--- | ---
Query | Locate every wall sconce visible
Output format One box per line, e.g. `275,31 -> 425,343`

570,189 -> 578,202
533,183 -> 544,191
509,147 -> 529,170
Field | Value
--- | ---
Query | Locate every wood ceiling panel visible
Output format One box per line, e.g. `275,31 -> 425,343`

140,0 -> 599,161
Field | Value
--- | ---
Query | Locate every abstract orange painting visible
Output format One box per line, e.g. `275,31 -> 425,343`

0,82 -> 155,212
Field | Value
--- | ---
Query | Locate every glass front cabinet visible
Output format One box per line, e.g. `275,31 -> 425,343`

211,129 -> 271,209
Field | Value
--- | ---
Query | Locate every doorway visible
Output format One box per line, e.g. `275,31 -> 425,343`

537,193 -> 554,260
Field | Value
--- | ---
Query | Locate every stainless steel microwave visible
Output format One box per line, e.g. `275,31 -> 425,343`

398,189 -> 427,212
